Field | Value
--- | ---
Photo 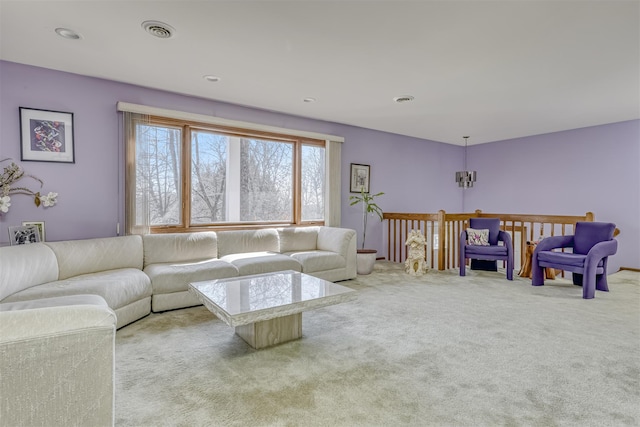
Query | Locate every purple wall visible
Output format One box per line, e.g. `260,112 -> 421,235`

0,61 -> 457,252
465,120 -> 640,272
1,61 -> 637,271
341,126 -> 461,251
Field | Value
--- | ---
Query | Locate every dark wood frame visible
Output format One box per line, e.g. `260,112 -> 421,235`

350,163 -> 370,193
20,107 -> 75,163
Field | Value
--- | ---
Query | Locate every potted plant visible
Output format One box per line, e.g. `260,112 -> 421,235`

349,188 -> 384,274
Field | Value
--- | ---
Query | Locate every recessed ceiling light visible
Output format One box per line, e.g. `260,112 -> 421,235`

55,28 -> 81,40
203,75 -> 221,82
393,95 -> 415,103
142,20 -> 175,39
303,97 -> 317,103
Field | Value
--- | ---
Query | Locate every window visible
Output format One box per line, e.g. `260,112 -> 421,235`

127,115 -> 325,232
135,122 -> 182,226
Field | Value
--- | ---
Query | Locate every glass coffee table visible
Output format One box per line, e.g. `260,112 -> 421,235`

189,270 -> 357,349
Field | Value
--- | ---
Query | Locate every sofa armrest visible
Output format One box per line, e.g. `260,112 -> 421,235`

317,227 -> 357,279
317,227 -> 356,256
0,305 -> 116,426
0,304 -> 116,341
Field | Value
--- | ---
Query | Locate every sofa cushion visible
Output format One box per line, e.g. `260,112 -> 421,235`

144,259 -> 239,294
278,227 -> 319,253
217,229 -> 279,258
220,252 -> 302,276
143,232 -> 218,267
0,294 -> 108,311
46,236 -> 143,280
0,243 -> 59,301
285,251 -> 346,273
1,268 -> 151,311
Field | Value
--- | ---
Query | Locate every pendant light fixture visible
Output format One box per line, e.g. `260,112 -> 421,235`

455,136 -> 476,188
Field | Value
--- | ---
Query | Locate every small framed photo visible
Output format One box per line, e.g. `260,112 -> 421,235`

350,163 -> 370,193
20,107 -> 75,163
22,221 -> 45,242
8,225 -> 41,246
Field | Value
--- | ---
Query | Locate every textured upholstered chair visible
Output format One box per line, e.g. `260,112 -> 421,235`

532,221 -> 617,299
460,218 -> 514,280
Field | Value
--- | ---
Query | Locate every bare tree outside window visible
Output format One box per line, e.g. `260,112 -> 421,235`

135,124 -> 181,225
191,130 -> 227,223
130,116 -> 325,230
240,138 -> 292,222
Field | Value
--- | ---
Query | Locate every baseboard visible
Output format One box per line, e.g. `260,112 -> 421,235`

619,267 -> 640,272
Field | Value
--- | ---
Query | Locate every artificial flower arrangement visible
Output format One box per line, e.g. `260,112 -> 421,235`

0,158 -> 57,214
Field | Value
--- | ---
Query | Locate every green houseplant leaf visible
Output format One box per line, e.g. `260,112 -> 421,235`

349,188 -> 384,250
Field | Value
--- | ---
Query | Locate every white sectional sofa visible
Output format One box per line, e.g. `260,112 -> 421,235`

0,225 -> 356,426
1,226 -> 356,327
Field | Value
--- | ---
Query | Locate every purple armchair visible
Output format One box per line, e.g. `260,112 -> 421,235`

460,218 -> 514,280
532,221 -> 617,299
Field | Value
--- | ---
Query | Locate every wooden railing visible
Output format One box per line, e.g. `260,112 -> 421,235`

385,212 -> 441,269
383,210 -> 595,271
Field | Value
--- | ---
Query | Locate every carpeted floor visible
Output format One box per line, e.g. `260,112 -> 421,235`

115,263 -> 640,426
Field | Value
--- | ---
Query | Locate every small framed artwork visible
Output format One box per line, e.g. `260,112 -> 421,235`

20,107 -> 75,163
8,225 -> 41,246
350,163 -> 370,193
22,221 -> 45,242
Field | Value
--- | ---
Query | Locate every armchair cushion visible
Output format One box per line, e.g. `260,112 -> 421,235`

574,222 -> 616,254
538,251 -> 604,268
466,228 -> 489,246
465,245 -> 508,257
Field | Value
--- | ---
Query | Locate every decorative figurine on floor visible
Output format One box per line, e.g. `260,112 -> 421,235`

405,229 -> 427,276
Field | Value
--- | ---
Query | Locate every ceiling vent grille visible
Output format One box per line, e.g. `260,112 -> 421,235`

142,21 -> 175,39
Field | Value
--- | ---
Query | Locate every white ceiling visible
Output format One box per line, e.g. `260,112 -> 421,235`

1,1 -> 638,145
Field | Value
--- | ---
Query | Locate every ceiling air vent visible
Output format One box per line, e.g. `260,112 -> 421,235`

393,95 -> 415,103
142,21 -> 175,39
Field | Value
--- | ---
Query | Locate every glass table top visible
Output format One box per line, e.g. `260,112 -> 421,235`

189,270 -> 356,325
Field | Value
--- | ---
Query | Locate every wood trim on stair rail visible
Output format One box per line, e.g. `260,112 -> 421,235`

383,210 -> 600,272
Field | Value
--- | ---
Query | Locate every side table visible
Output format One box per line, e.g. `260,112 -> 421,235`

519,241 -> 556,279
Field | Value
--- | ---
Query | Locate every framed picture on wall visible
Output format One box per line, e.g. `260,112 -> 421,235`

8,225 -> 41,246
20,107 -> 75,163
22,221 -> 45,242
350,163 -> 370,193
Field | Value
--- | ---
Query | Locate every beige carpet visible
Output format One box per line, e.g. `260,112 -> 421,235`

115,263 -> 639,426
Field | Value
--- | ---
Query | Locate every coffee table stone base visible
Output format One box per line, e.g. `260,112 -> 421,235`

235,313 -> 302,349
